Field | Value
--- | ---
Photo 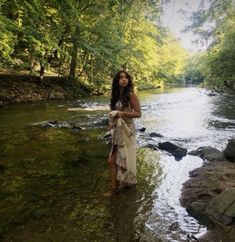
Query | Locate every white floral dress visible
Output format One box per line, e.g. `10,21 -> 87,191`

109,100 -> 137,188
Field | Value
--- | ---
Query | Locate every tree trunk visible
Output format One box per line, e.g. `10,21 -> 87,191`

40,65 -> 45,80
28,53 -> 35,74
69,40 -> 78,78
69,27 -> 80,79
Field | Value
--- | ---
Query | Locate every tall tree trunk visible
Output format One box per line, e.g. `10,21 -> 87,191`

69,40 -> 78,78
69,27 -> 80,79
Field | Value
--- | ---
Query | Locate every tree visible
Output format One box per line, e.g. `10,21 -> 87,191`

183,0 -> 235,90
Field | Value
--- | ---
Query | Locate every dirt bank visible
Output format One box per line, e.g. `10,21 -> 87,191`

0,74 -> 92,106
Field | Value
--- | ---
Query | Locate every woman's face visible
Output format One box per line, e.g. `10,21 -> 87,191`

118,72 -> 129,87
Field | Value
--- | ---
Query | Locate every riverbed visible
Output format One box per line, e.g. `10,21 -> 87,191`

0,87 -> 234,241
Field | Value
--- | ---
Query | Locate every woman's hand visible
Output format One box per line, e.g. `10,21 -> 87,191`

108,122 -> 114,130
116,111 -> 125,119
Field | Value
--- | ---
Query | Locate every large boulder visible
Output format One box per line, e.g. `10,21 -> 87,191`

223,139 -> 235,162
158,141 -> 187,158
205,188 -> 235,226
188,146 -> 224,161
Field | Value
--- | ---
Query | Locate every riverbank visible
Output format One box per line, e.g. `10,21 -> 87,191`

0,73 -> 164,106
180,142 -> 235,242
199,82 -> 235,95
0,74 -> 93,106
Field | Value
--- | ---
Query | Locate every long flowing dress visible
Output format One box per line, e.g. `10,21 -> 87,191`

109,100 -> 137,188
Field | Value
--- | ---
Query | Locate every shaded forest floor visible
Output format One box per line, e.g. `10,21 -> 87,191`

0,74 -> 93,106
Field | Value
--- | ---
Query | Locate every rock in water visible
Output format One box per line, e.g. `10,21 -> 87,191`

150,132 -> 163,137
189,146 -> 225,161
158,141 -> 187,158
42,122 -> 55,128
142,143 -> 158,150
223,139 -> 235,162
138,127 -> 146,132
205,188 -> 235,226
98,130 -> 112,139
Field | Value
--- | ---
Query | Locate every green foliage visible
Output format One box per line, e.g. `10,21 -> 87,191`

184,53 -> 204,85
0,0 -> 188,91
185,0 -> 235,91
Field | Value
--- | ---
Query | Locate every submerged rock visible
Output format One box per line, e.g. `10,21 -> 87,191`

42,122 -> 55,128
223,139 -> 235,162
189,146 -> 225,161
48,120 -> 59,125
98,130 -> 112,140
31,120 -> 84,131
93,117 -> 109,126
207,92 -> 217,96
72,125 -> 83,130
158,141 -> 187,158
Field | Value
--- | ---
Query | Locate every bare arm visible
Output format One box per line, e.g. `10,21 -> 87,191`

122,92 -> 141,118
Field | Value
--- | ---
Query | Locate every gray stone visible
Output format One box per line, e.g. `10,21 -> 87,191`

187,201 -> 207,216
205,188 -> 235,226
150,132 -> 163,137
188,146 -> 225,161
223,139 -> 235,162
186,201 -> 209,226
42,122 -> 55,128
139,127 -> 146,132
100,130 -> 111,139
158,141 -> 187,158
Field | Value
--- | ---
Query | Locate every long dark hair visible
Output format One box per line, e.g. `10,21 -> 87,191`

110,70 -> 134,110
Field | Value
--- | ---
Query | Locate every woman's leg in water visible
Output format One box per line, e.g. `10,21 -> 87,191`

107,145 -> 119,191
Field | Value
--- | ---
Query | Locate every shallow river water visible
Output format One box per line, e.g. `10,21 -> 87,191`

0,87 -> 234,242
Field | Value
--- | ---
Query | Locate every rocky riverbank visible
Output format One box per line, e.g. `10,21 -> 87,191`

0,74 -> 92,106
180,140 -> 235,242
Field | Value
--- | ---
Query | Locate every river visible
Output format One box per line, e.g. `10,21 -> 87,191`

0,87 -> 234,241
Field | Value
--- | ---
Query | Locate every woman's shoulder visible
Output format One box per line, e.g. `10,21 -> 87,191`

128,91 -> 139,109
129,91 -> 139,102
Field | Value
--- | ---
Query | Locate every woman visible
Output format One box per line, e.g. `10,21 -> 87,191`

107,70 -> 141,194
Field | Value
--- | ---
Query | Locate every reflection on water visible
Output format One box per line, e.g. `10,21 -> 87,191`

136,87 -> 235,150
0,87 -> 234,241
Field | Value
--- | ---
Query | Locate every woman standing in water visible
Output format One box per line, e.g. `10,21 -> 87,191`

107,70 -> 141,194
